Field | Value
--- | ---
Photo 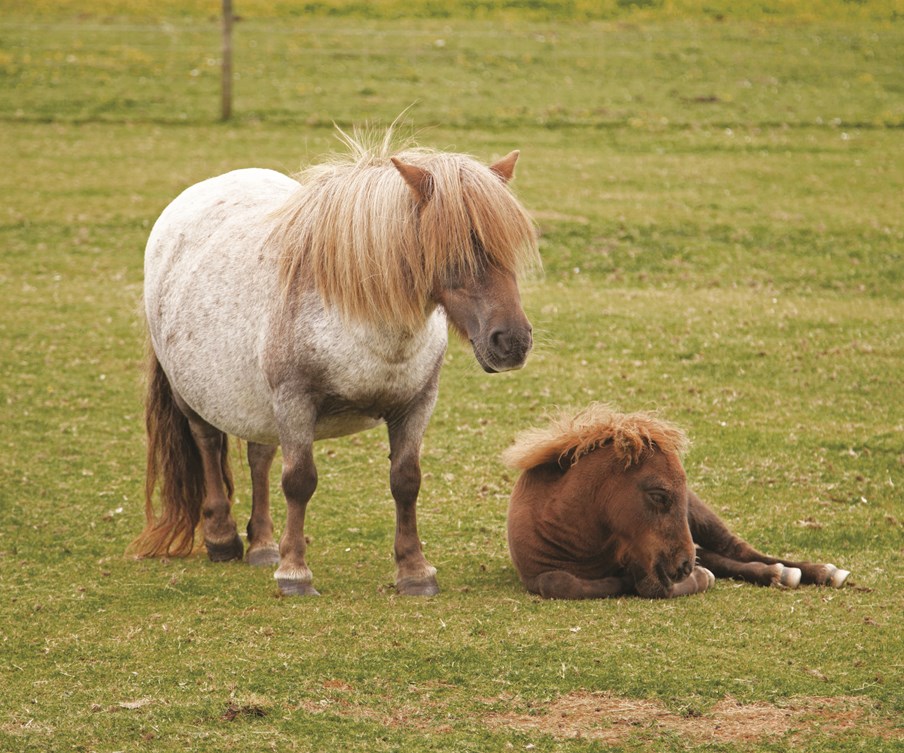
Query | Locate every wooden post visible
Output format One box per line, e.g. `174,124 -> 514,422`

221,0 -> 233,121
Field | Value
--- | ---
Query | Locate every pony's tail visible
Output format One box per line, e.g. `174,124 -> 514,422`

129,348 -> 211,558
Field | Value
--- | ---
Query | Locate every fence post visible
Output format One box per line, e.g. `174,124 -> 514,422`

221,0 -> 233,121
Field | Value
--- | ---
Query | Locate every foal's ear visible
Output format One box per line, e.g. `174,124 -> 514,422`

556,448 -> 576,472
489,150 -> 520,183
391,158 -> 434,204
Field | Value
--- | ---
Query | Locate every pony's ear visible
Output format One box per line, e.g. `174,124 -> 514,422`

489,150 -> 520,183
391,157 -> 434,203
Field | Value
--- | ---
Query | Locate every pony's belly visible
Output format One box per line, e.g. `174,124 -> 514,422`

314,413 -> 383,440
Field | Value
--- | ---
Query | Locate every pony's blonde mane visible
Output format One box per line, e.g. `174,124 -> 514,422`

502,403 -> 689,471
270,128 -> 539,329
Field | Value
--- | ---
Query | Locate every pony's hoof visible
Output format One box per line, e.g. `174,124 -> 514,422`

396,575 -> 440,596
276,578 -> 320,597
247,545 -> 280,567
701,567 -> 715,589
826,565 -> 850,588
206,535 -> 244,562
779,566 -> 802,589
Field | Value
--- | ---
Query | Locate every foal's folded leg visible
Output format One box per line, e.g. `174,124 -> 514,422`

534,571 -> 633,599
666,566 -> 716,597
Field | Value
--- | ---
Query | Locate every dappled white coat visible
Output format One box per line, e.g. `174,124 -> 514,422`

144,168 -> 448,447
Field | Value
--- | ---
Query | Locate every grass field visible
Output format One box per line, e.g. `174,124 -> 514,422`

1,2 -> 902,751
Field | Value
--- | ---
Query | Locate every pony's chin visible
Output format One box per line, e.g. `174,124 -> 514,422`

470,344 -> 499,373
470,343 -> 527,373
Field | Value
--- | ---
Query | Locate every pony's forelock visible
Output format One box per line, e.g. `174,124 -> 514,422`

270,129 -> 540,330
502,403 -> 690,471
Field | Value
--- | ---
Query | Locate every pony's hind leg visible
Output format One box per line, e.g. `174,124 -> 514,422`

687,490 -> 849,587
245,442 -> 280,567
178,406 -> 244,562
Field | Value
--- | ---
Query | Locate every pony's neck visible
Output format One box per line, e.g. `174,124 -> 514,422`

347,303 -> 445,362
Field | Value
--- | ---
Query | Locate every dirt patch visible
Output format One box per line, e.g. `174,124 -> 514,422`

485,692 -> 899,745
289,687 -> 900,745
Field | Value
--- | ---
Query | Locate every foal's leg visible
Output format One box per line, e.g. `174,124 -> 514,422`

246,442 -> 280,567
387,407 -> 439,596
536,567 -> 714,600
632,566 -> 716,599
182,411 -> 243,562
696,548 -> 800,588
533,571 -> 633,600
665,566 -> 717,597
687,490 -> 849,587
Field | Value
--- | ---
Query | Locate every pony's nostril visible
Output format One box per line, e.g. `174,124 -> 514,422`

490,329 -> 512,354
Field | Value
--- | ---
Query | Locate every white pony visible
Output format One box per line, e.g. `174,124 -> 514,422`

132,131 -> 539,597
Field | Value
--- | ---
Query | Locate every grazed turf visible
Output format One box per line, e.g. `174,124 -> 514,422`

1,3 -> 902,751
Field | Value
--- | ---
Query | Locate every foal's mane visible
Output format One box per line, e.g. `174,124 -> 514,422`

502,403 -> 689,471
270,128 -> 539,329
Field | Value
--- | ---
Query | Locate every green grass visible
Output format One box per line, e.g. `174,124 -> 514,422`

1,3 -> 903,751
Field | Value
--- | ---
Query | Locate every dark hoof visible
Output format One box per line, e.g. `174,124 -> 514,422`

247,545 -> 280,567
277,578 -> 320,597
205,535 -> 244,562
396,575 -> 440,596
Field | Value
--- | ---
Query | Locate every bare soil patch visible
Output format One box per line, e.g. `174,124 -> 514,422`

485,692 -> 900,745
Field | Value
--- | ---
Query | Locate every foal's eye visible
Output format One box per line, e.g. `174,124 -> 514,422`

648,491 -> 672,509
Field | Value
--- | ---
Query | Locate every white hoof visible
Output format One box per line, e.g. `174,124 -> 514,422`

780,566 -> 802,589
830,568 -> 850,588
702,567 -> 715,588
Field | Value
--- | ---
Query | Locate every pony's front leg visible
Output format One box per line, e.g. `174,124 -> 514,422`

246,442 -> 280,567
273,436 -> 319,596
387,415 -> 438,596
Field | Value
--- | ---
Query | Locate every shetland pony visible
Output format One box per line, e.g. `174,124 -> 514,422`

504,404 -> 850,599
132,131 -> 539,597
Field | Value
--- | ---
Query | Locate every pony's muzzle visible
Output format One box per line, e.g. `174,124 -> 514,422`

482,326 -> 532,372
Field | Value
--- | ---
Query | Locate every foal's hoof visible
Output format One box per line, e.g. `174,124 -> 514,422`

247,545 -> 280,568
396,575 -> 440,597
276,579 -> 320,597
205,535 -> 244,562
779,565 -> 802,589
825,564 -> 851,588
